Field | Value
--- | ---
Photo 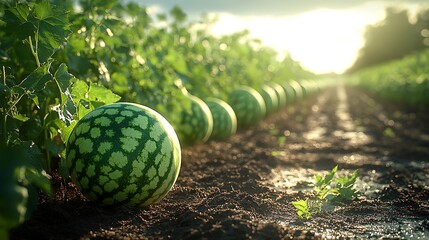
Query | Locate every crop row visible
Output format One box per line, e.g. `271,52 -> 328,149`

177,79 -> 322,146
349,48 -> 429,108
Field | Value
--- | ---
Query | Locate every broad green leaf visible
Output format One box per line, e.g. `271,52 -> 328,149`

338,188 -> 358,201
292,199 -> 311,219
31,1 -> 71,63
291,199 -> 308,211
88,83 -> 121,104
51,64 -> 77,126
19,64 -> 52,92
71,79 -> 89,101
3,4 -> 34,40
60,120 -> 77,145
54,63 -> 75,93
77,100 -> 93,119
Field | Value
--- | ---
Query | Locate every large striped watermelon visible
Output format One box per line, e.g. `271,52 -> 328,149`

176,94 -> 213,146
259,85 -> 278,115
66,102 -> 181,207
205,98 -> 237,140
228,86 -> 266,128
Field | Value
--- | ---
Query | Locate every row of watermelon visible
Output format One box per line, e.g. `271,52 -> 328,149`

176,80 -> 321,146
65,79 -> 320,207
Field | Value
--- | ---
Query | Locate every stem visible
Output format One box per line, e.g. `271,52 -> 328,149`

2,66 -> 6,144
28,36 -> 41,67
2,65 -> 5,85
43,102 -> 51,173
2,109 -> 6,145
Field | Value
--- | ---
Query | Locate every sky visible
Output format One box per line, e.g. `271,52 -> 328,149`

135,0 -> 429,74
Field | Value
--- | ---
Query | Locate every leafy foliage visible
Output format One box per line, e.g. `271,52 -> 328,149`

350,48 -> 429,109
291,166 -> 359,220
0,1 -> 119,236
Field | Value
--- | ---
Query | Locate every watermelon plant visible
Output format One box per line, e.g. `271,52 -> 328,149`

228,86 -> 266,128
66,102 -> 181,207
292,166 -> 359,219
205,97 -> 237,140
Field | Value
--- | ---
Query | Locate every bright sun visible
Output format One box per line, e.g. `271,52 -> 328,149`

209,3 -> 387,74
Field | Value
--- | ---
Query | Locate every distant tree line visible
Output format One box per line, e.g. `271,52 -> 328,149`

347,7 -> 429,73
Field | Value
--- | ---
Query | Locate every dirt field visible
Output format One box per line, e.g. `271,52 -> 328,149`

11,85 -> 429,239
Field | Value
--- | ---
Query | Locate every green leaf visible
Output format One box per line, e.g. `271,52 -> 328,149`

292,198 -> 311,219
324,165 -> 338,184
12,114 -> 30,122
25,168 -> 52,196
88,83 -> 121,104
31,1 -> 71,63
51,64 -> 77,126
19,64 -> 52,92
3,4 -> 34,40
314,174 -> 323,187
338,187 -> 358,201
70,79 -> 89,101
60,120 -> 77,145
54,63 -> 75,93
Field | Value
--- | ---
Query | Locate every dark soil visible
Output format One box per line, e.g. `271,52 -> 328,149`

11,85 -> 429,239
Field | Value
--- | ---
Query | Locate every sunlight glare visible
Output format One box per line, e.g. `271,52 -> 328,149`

209,3 -> 387,74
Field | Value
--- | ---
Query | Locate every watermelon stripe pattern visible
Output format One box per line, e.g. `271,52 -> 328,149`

66,102 -> 181,207
177,95 -> 213,146
269,83 -> 287,108
228,86 -> 266,128
259,85 -> 279,115
205,98 -> 237,140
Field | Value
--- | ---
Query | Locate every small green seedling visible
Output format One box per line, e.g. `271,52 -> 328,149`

291,165 -> 359,219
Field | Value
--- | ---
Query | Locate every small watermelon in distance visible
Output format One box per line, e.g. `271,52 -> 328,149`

66,102 -> 181,207
176,94 -> 213,146
289,81 -> 304,100
269,82 -> 287,108
259,85 -> 279,115
205,98 -> 237,140
228,86 -> 266,128
281,82 -> 297,104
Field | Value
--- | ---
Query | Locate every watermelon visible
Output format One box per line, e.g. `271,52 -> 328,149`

205,98 -> 237,140
281,82 -> 297,104
176,94 -> 213,146
228,86 -> 266,128
66,102 -> 181,207
259,85 -> 278,115
269,82 -> 287,108
288,81 -> 303,100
